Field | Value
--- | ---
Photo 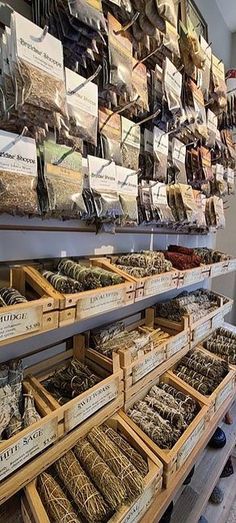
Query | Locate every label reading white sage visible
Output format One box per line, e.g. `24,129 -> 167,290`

0,306 -> 42,342
65,381 -> 119,432
177,418 -> 205,468
77,288 -> 125,319
132,351 -> 165,384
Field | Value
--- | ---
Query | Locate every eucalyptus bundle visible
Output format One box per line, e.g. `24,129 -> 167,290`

87,426 -> 144,500
55,450 -> 109,523
0,287 -> 27,305
102,424 -> 149,477
42,270 -> 83,294
74,438 -> 126,510
38,472 -> 82,523
58,259 -> 123,290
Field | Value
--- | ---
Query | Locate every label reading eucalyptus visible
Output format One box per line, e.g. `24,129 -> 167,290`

132,350 -> 165,384
65,381 -> 119,432
144,273 -> 174,297
123,483 -> 156,523
168,332 -> 188,357
177,418 -> 205,468
215,380 -> 234,410
0,418 -> 58,481
77,288 -> 126,319
183,268 -> 203,285
0,306 -> 42,342
194,320 -> 211,342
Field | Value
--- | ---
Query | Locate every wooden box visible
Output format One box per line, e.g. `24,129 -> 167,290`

100,256 -> 179,300
177,266 -> 210,288
191,294 -> 233,347
26,334 -> 124,437
209,257 -> 236,278
0,266 -> 58,346
120,373 -> 209,487
21,414 -> 163,523
26,258 -> 135,325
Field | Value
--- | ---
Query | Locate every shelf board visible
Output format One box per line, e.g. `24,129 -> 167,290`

203,455 -> 236,523
140,397 -> 236,523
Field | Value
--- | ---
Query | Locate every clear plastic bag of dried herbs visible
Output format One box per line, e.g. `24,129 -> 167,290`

68,0 -> 107,32
108,13 -> 133,96
99,108 -> 122,164
121,116 -> 141,171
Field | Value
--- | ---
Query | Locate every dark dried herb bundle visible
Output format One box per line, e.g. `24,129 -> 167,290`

204,327 -> 236,364
156,289 -> 219,323
0,287 -> 27,306
42,270 -> 83,294
58,259 -> 123,290
116,251 -> 173,277
102,424 -> 149,477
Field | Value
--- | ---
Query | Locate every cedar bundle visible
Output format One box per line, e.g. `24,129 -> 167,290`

74,438 -> 126,510
38,472 -> 82,523
102,424 -> 149,477
55,450 -> 109,523
87,426 -> 144,500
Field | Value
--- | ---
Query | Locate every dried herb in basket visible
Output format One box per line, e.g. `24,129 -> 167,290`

38,472 -> 82,523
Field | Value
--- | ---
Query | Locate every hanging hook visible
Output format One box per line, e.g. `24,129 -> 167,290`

53,145 -> 76,166
114,12 -> 139,35
121,109 -> 161,147
13,126 -> 28,144
173,64 -> 184,76
67,65 -> 102,95
100,96 -> 140,131
206,41 -> 212,51
133,45 -> 164,70
33,25 -> 48,42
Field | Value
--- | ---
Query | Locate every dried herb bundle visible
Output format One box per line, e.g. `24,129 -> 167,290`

74,438 -> 126,510
38,472 -> 82,523
55,450 -> 109,523
23,393 -> 41,428
156,289 -> 219,323
87,426 -> 144,500
102,424 -> 149,477
42,270 -> 83,294
116,251 -> 172,277
44,359 -> 101,403
0,287 -> 27,306
193,248 -> 230,265
204,327 -> 236,365
58,259 -> 123,290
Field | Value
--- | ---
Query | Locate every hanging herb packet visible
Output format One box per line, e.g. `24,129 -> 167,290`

11,12 -> 67,125
155,0 -> 177,27
88,155 -> 123,223
108,13 -> 133,96
143,129 -> 154,180
207,110 -> 218,148
152,65 -> 163,110
200,147 -> 214,182
138,181 -> 152,223
151,182 -> 174,223
99,108 -> 122,165
43,141 -> 85,219
117,165 -> 138,226
214,163 -> 227,196
121,116 -> 141,171
145,1 -> 166,31
163,22 -> 180,57
193,190 -> 207,228
65,68 -> 98,146
153,127 -> 169,182
226,167 -> 235,194
68,0 -> 107,32
164,58 -> 182,114
213,196 -> 225,228
211,54 -> 227,113
200,36 -> 212,100
189,80 -> 208,140
132,60 -> 149,115
172,138 -> 187,184
0,130 -> 39,216
178,184 -> 198,224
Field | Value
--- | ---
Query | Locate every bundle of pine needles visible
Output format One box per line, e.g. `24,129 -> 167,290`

102,424 -> 149,477
38,472 -> 81,523
74,438 -> 126,510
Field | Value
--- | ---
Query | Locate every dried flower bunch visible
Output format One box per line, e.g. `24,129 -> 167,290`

44,359 -> 101,404
116,250 -> 173,278
164,245 -> 202,270
0,287 -> 28,306
204,327 -> 236,365
0,359 -> 40,440
37,421 -> 147,522
156,289 -> 219,323
174,349 -> 229,395
128,381 -> 198,449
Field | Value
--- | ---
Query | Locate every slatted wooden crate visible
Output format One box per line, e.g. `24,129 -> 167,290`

167,346 -> 236,420
26,334 -> 124,437
201,321 -> 236,368
177,265 -> 210,288
120,373 -> 209,487
208,257 -> 236,278
21,413 -> 163,523
0,266 -> 58,346
98,256 -> 179,300
26,258 -> 135,326
191,294 -> 233,347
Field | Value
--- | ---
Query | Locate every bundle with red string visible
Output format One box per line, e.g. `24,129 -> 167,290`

164,245 -> 201,270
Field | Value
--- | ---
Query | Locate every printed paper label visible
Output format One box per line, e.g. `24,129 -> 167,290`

183,268 -> 203,285
88,155 -> 117,192
151,182 -> 168,207
194,320 -> 211,342
14,12 -> 64,81
0,306 -> 42,342
123,483 -> 156,523
0,418 -> 58,480
121,117 -> 141,149
77,288 -> 125,319
172,138 -> 186,164
0,130 -> 37,176
168,333 -> 188,357
144,273 -> 174,297
132,351 -> 165,384
164,57 -> 182,96
177,418 -> 205,468
65,381 -> 119,432
212,313 -> 223,330
207,110 -> 217,134
66,68 -> 98,116
211,263 -> 227,277
215,380 -> 234,410
117,166 -> 138,196
153,127 -> 169,156
215,164 -> 224,182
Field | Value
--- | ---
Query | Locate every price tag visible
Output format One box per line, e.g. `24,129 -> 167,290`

215,380 -> 234,410
144,273 -> 175,297
65,381 -> 119,432
0,306 -> 42,342
132,350 -> 165,384
177,418 -> 205,468
77,288 -> 126,319
0,418 -> 58,481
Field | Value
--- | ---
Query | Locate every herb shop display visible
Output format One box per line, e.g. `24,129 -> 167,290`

203,327 -> 236,365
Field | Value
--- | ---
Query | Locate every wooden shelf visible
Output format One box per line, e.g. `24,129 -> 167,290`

203,454 -> 236,523
140,397 -> 236,523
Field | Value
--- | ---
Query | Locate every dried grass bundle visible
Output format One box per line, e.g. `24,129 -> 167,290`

102,424 -> 149,477
38,472 -> 82,523
87,426 -> 144,500
23,393 -> 40,428
74,438 -> 126,510
55,450 -> 109,523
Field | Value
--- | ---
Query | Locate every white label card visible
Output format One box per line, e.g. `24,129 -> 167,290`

183,268 -> 203,285
228,259 -> 236,271
117,166 -> 138,196
0,418 -> 58,481
207,110 -> 217,134
144,273 -> 175,297
0,306 -> 42,342
177,418 -> 205,468
77,288 -> 126,319
153,127 -> 169,155
211,263 -> 227,277
168,333 -> 188,357
212,313 -> 224,330
0,130 -> 37,176
164,57 -> 182,96
88,155 -> 117,192
66,68 -> 98,117
65,381 -> 118,432
172,138 -> 186,164
215,164 -> 224,182
215,381 -> 234,410
132,350 -> 165,384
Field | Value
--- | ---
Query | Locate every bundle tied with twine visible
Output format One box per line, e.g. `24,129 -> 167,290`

74,438 -> 126,510
87,426 -> 144,500
102,424 -> 149,477
38,471 -> 82,523
55,449 -> 109,523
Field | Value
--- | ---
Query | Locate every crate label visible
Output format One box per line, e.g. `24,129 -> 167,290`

224,302 -> 233,315
132,351 -> 165,384
194,320 -> 211,342
77,288 -> 125,319
211,263 -> 227,277
65,381 -> 119,432
215,380 -> 234,410
212,313 -> 223,330
177,418 -> 205,468
228,259 -> 236,272
168,332 -> 188,357
144,273 -> 174,297
0,306 -> 42,342
183,268 -> 203,285
123,483 -> 156,523
0,418 -> 58,481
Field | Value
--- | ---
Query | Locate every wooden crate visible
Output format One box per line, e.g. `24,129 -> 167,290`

191,294 -> 233,347
26,258 -> 135,325
120,373 -> 209,487
100,256 -> 179,300
22,413 -> 163,523
26,334 -> 124,437
177,266 -> 210,288
0,266 -> 58,346
208,257 -> 236,278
